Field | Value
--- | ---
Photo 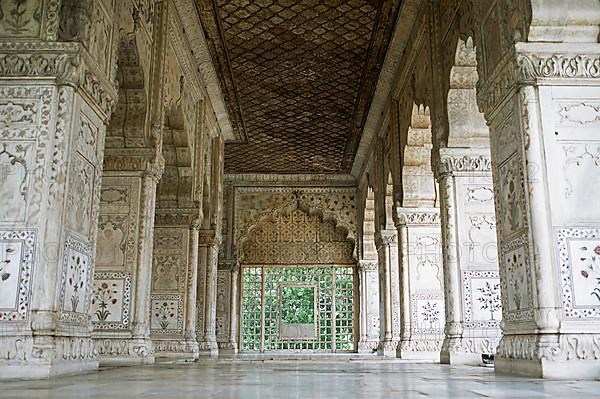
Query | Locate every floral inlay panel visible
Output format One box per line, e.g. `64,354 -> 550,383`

463,270 -> 502,328
91,271 -> 131,329
412,293 -> 444,334
150,294 -> 183,334
558,228 -> 600,319
59,235 -> 93,322
0,230 -> 35,321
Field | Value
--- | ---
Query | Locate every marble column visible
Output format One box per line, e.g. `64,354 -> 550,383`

218,260 -> 240,354
375,230 -> 401,357
93,155 -> 163,365
484,44 -> 600,379
149,210 -> 200,359
197,229 -> 219,356
0,2 -> 119,379
184,221 -> 201,354
436,149 -> 501,365
395,208 -> 445,360
357,260 -> 380,353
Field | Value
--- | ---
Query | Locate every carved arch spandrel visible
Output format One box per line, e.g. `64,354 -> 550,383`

236,192 -> 357,262
240,206 -> 355,265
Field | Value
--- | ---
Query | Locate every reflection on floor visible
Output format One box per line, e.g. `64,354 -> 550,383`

3,358 -> 600,399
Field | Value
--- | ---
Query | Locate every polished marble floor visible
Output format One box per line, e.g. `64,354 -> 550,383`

3,358 -> 600,398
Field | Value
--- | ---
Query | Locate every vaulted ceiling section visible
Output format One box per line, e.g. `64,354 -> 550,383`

197,0 -> 401,174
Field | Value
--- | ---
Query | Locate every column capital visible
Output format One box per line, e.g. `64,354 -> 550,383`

144,154 -> 165,183
358,259 -> 379,272
154,209 -> 201,228
375,229 -> 398,248
393,207 -> 440,228
199,229 -> 221,247
435,149 -> 492,177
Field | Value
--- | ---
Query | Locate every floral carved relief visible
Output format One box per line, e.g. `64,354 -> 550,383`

0,141 -> 34,222
498,154 -> 526,239
66,154 -> 95,238
0,0 -> 42,37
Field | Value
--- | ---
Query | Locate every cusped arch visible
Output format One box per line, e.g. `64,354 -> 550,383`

107,33 -> 148,148
239,201 -> 356,265
446,37 -> 489,148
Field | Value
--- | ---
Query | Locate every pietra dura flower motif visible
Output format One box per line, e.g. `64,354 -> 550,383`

92,282 -> 119,321
476,281 -> 502,320
578,245 -> 600,302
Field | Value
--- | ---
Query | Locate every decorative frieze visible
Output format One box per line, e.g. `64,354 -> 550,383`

438,154 -> 492,175
394,208 -> 440,226
517,53 -> 600,81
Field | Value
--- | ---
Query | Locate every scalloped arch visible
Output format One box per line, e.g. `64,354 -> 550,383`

238,198 -> 357,264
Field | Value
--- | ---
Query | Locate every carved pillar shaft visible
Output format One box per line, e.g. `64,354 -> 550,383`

435,151 -> 500,366
197,230 -> 219,355
395,208 -> 444,360
376,230 -> 400,357
184,223 -> 200,341
357,260 -> 380,353
438,172 -> 462,340
227,264 -> 240,352
132,168 -> 161,345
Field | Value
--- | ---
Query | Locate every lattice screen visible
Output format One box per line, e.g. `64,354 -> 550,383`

240,208 -> 357,352
241,265 -> 355,352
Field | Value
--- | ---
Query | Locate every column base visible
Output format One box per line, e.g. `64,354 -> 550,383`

496,333 -> 600,379
440,336 -> 499,366
218,342 -> 239,354
154,339 -> 200,360
95,337 -> 155,366
0,335 -> 98,380
358,339 -> 378,353
198,340 -> 219,357
397,339 -> 442,361
0,359 -> 98,380
377,340 -> 399,357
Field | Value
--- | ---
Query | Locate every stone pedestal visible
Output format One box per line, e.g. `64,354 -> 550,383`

486,43 -> 600,379
197,230 -> 219,356
394,208 -> 444,360
357,260 -> 380,353
436,150 -> 501,366
375,230 -> 401,357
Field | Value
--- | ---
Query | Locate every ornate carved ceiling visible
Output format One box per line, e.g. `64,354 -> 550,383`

197,0 -> 401,174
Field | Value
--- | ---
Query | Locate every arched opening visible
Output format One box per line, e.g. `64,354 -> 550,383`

437,36 -> 501,365
239,207 -> 357,353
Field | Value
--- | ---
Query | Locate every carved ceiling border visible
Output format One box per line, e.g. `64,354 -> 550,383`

352,0 -> 427,178
172,0 -> 235,142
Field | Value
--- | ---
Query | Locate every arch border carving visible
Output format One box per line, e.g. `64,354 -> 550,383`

232,187 -> 357,262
